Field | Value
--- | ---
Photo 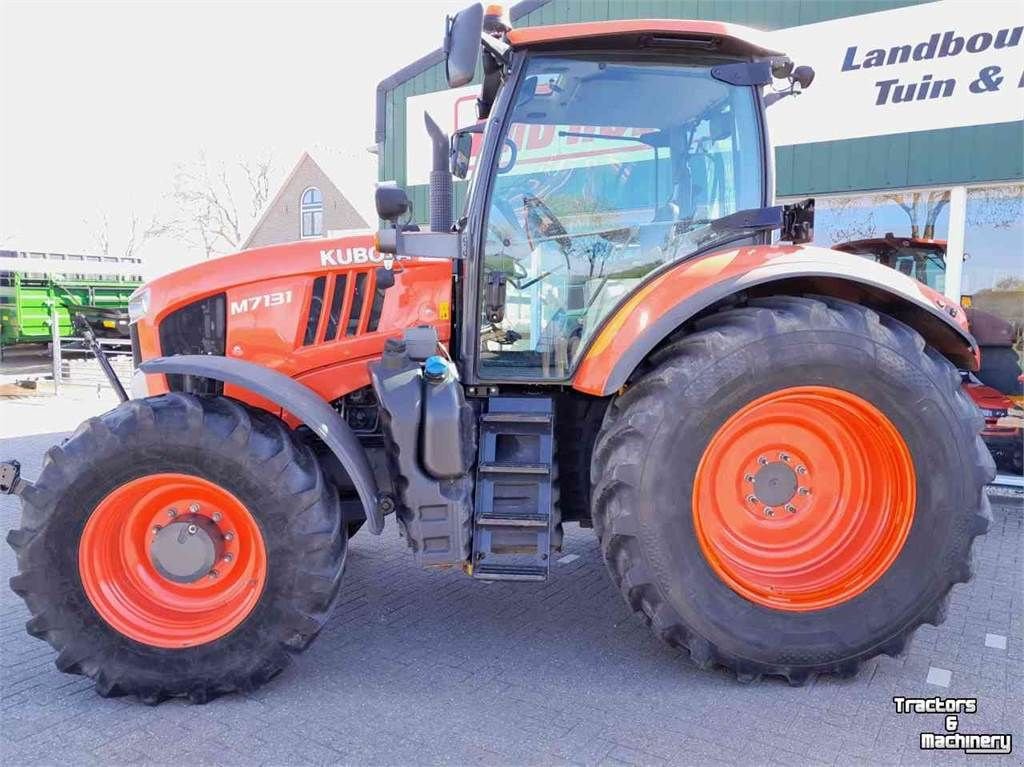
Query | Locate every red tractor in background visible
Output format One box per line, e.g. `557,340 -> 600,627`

3,5 -> 992,704
835,235 -> 1023,474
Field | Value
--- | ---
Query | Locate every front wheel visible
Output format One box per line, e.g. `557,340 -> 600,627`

7,394 -> 346,703
592,295 -> 993,684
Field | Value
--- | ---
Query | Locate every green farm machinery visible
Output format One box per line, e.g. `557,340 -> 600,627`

0,252 -> 142,352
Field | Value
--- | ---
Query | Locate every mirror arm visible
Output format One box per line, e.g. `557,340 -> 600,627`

480,32 -> 510,65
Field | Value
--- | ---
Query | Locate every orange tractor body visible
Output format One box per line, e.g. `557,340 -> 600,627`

3,7 -> 991,704
134,233 -> 453,412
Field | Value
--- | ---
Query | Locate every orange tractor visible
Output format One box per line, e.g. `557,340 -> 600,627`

3,5 -> 992,703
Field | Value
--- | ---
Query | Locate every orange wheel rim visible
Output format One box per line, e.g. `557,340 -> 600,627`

692,386 -> 915,612
79,473 -> 267,648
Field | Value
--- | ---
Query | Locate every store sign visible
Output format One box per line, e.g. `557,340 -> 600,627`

768,0 -> 1023,146
403,0 -> 1023,184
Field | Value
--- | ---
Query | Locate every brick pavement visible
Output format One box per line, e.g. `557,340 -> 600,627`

1,431 -> 1021,766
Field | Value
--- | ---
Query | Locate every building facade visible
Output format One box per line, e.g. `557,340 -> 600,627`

376,0 -> 1023,477
244,152 -> 368,249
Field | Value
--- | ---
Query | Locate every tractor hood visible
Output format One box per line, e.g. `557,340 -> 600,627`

139,232 -> 384,322
130,231 -> 452,408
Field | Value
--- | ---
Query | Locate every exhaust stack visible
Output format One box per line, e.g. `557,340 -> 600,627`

424,112 -> 452,233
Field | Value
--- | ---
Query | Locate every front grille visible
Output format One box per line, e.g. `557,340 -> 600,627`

346,273 -> 367,336
302,276 -> 327,346
305,270 -> 384,345
158,294 -> 226,395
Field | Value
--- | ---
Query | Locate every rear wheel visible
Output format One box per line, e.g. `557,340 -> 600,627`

592,296 -> 993,683
7,394 -> 345,703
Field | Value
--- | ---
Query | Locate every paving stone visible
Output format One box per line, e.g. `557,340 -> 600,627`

1,433 -> 1020,765
984,633 -> 1008,650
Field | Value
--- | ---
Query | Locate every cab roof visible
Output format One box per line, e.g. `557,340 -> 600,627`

507,19 -> 783,58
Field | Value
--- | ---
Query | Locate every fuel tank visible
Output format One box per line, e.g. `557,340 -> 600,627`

133,232 -> 453,406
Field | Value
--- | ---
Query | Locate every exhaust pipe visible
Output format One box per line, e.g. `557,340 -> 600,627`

424,112 -> 452,233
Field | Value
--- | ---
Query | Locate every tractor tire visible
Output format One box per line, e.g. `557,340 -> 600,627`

7,393 -> 345,704
592,295 -> 993,685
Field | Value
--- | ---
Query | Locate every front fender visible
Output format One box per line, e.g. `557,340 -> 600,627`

140,355 -> 385,534
573,244 -> 977,396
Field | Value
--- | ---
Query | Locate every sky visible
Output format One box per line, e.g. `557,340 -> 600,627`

0,0 -> 468,275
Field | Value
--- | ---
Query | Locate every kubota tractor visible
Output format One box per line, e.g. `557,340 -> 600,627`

3,5 -> 993,703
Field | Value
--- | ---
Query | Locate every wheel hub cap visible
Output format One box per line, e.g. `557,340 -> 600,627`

692,386 -> 916,612
150,515 -> 224,583
752,461 -> 798,507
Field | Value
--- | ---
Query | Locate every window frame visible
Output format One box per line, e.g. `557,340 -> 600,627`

300,186 -> 324,239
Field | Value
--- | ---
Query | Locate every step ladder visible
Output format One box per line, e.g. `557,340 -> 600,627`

472,397 -> 555,581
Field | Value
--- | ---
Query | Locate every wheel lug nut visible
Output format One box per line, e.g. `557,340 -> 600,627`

785,504 -> 797,514
212,512 -> 222,523
796,465 -> 807,475
746,495 -> 758,504
152,525 -> 161,534
798,487 -> 810,495
744,474 -> 755,483
167,508 -> 178,518
188,503 -> 200,514
763,507 -> 774,517
223,553 -> 233,563
208,569 -> 219,578
186,524 -> 198,535
224,532 -> 234,542
757,456 -> 768,466
779,452 -> 790,462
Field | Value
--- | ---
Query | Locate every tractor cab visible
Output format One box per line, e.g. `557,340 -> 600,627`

377,5 -> 817,383
834,235 -> 948,293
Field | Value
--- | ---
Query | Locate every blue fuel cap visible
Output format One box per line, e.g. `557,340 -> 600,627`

423,355 -> 449,382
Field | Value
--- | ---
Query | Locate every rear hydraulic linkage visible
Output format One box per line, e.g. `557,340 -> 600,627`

0,460 -> 30,496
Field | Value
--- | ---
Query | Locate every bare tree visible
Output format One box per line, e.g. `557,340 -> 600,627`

158,152 -> 274,258
878,190 -> 949,239
90,213 -> 111,256
87,211 -> 160,259
823,190 -> 951,245
966,183 -> 1023,230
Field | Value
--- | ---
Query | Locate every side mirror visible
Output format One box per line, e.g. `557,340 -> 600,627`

375,185 -> 411,222
444,3 -> 483,88
450,130 -> 474,179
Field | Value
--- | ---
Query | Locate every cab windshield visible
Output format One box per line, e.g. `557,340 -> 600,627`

478,53 -> 764,379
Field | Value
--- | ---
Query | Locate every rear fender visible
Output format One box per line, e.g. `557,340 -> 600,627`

140,355 -> 385,534
573,244 -> 978,396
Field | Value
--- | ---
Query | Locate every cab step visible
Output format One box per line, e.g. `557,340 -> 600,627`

473,563 -> 547,581
471,396 -> 555,581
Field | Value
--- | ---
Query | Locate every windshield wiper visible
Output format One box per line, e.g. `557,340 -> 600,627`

681,200 -> 814,244
698,206 -> 783,237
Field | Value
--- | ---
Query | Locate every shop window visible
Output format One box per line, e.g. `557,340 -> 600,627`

962,184 -> 1023,475
800,190 -> 951,294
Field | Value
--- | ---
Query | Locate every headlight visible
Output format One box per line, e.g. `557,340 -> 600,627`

128,287 -> 150,324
